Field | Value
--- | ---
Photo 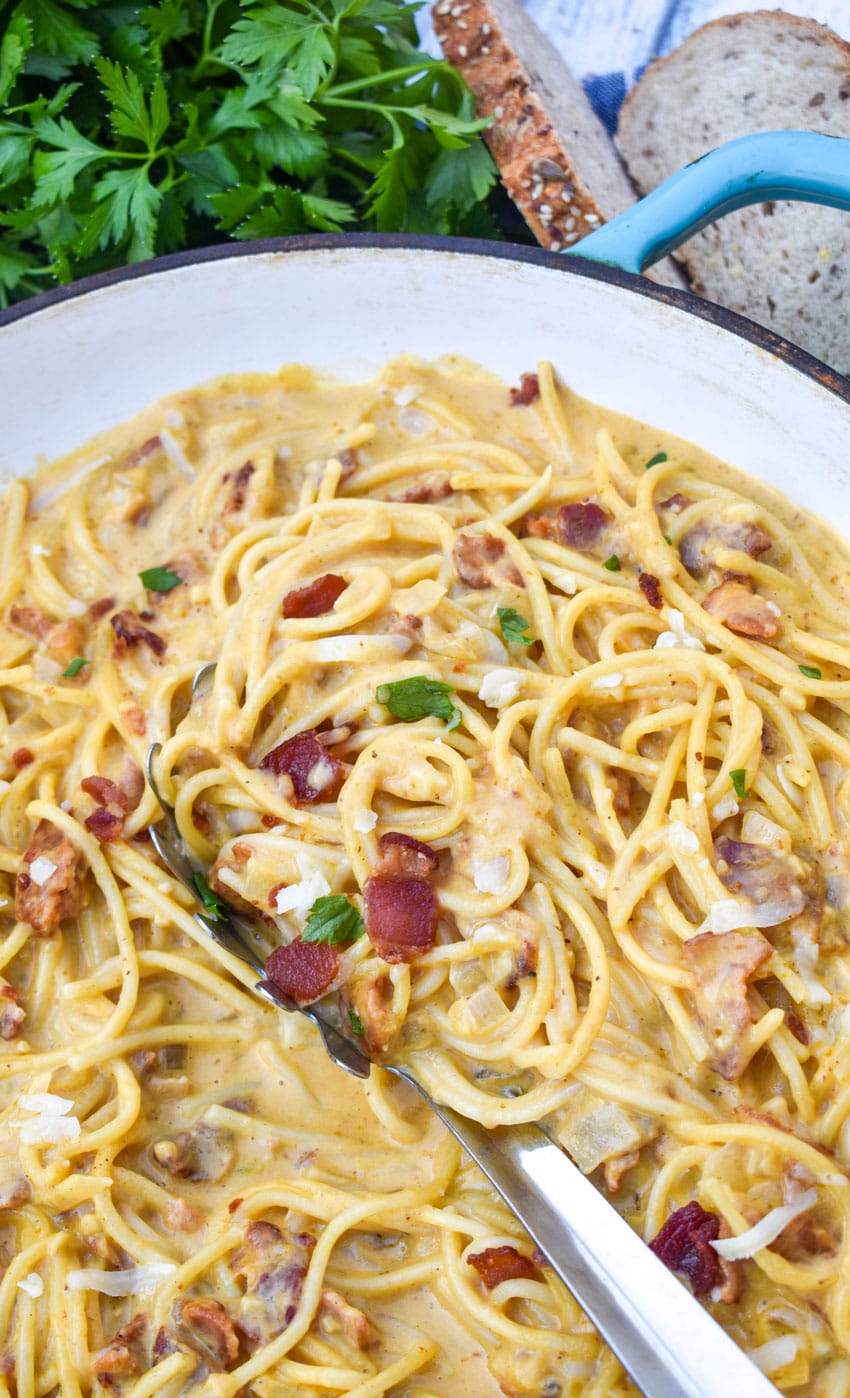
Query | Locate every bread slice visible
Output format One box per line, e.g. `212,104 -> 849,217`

616,11 -> 850,374
431,0 -> 686,287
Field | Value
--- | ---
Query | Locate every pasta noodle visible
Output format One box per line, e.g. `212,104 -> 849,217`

1,353 -> 850,1395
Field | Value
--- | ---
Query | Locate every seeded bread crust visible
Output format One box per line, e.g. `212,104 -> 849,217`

616,11 -> 850,374
432,0 -> 685,286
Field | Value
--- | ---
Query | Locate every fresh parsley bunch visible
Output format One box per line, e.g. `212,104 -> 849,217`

0,0 -> 499,305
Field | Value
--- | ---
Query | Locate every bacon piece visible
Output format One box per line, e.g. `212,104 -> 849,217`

342,970 -> 402,1057
680,520 -> 772,579
283,574 -> 347,619
649,1201 -> 721,1295
265,939 -> 340,1003
110,610 -> 166,659
468,1245 -> 539,1288
702,579 -> 779,639
92,1314 -> 148,1390
221,461 -> 254,517
522,501 -> 611,552
126,436 -> 162,469
90,595 -> 116,620
260,730 -> 345,804
683,931 -> 772,1080
715,838 -> 806,916
0,987 -> 24,1041
8,605 -> 50,641
174,1298 -> 239,1371
394,478 -> 453,503
12,748 -> 33,768
319,1289 -> 376,1348
81,772 -> 142,845
509,372 -> 540,406
15,819 -> 85,937
231,1221 -> 315,1342
151,1123 -> 235,1182
453,534 -> 523,588
639,572 -> 663,609
659,493 -> 693,514
364,876 -> 438,964
376,831 -> 439,879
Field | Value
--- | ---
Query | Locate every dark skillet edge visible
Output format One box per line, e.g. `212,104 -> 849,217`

2,230 -> 849,409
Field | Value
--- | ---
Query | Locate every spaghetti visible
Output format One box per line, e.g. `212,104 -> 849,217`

1,354 -> 849,1394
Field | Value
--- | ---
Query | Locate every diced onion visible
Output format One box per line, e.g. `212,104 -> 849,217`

478,670 -> 522,709
159,429 -> 194,478
711,1189 -> 818,1260
473,856 -> 509,894
65,1263 -> 176,1296
698,897 -> 804,935
18,1116 -> 81,1145
667,821 -> 699,855
18,1092 -> 74,1115
17,1273 -> 44,1298
353,809 -> 378,834
748,1336 -> 799,1374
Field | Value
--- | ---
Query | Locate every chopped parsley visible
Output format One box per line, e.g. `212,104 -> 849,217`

139,565 -> 181,593
349,1009 -> 365,1036
192,872 -> 230,923
799,664 -> 822,680
497,606 -> 535,647
62,656 -> 89,678
663,534 -> 673,546
302,895 -> 364,946
645,451 -> 668,470
729,769 -> 749,800
603,555 -> 621,572
376,675 -> 461,730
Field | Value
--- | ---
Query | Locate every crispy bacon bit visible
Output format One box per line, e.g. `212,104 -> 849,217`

166,1197 -> 201,1232
12,748 -> 33,769
319,1289 -> 376,1348
639,572 -> 663,609
659,493 -> 693,514
715,1254 -> 745,1304
283,574 -> 347,619
90,596 -> 116,620
0,987 -> 24,1041
15,819 -> 85,937
683,931 -> 772,1080
604,1150 -> 640,1193
9,605 -> 50,641
151,1122 -> 235,1183
81,772 -> 142,844
110,610 -> 166,659
680,520 -> 772,578
376,831 -> 439,879
453,533 -> 523,588
468,1245 -> 539,1288
174,1298 -> 239,1371
342,971 -> 402,1057
649,1201 -> 721,1295
124,706 -> 147,736
702,579 -> 780,639
364,876 -> 438,964
523,501 -> 611,552
715,838 -> 807,916
261,814 -> 283,829
126,436 -> 162,469
84,808 -> 123,843
260,730 -> 345,805
46,618 -> 87,667
231,1222 -> 315,1342
92,1314 -> 148,1390
509,373 -> 540,406
786,1009 -> 809,1045
770,1209 -> 837,1262
222,461 -> 255,517
265,939 -> 340,1003
394,477 -> 454,503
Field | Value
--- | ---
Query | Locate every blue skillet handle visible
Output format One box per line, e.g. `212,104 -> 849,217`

567,130 -> 850,273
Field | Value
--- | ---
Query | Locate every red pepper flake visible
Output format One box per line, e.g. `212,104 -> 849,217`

12,748 -> 34,768
510,373 -> 540,406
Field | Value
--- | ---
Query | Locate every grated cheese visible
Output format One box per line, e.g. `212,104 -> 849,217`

66,1262 -> 176,1296
711,1189 -> 818,1260
667,821 -> 699,855
654,607 -> 705,651
28,856 -> 57,887
17,1273 -> 43,1299
353,809 -> 378,834
711,794 -> 739,822
275,871 -> 331,919
473,856 -> 509,894
478,670 -> 521,709
591,671 -> 623,691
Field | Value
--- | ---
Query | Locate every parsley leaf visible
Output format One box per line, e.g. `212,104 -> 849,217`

0,0 -> 499,298
645,451 -> 668,470
603,555 -> 621,572
139,565 -> 181,593
497,607 -> 535,647
799,664 -> 822,679
376,676 -> 462,730
62,655 -> 89,678
729,769 -> 749,800
302,895 -> 365,946
192,871 -> 230,923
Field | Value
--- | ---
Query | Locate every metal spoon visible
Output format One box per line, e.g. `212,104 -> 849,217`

143,740 -> 777,1398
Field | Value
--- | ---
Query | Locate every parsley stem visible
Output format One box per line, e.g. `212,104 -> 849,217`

325,62 -> 447,98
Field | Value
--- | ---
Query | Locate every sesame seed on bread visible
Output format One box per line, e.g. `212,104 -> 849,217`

431,0 -> 686,287
616,10 -> 850,374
